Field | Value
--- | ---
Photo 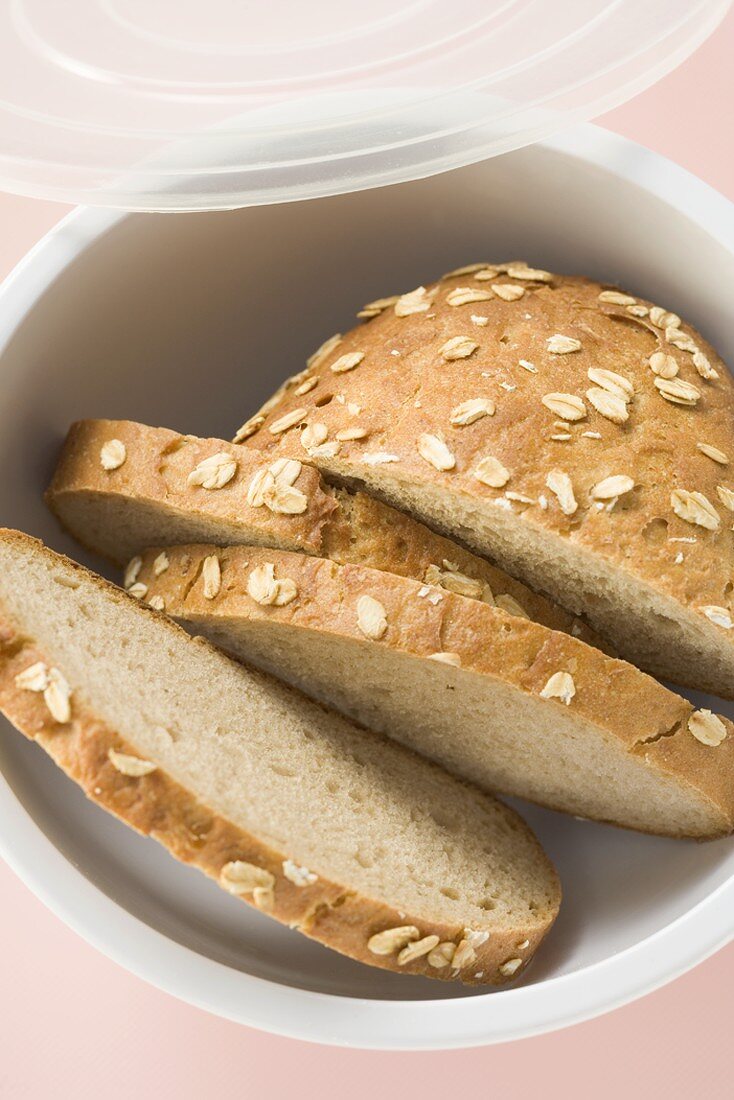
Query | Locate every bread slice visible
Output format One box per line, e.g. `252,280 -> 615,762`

0,529 -> 560,984
46,419 -> 604,648
238,266 -> 734,698
133,542 -> 734,839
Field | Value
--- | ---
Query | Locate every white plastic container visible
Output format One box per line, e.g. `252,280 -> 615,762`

1,125 -> 734,1048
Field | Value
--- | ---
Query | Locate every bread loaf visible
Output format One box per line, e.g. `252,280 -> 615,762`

134,541 -> 734,839
0,529 -> 560,984
239,265 -> 734,698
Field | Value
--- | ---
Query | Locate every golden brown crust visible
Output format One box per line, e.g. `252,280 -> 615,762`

0,529 -> 557,984
138,542 -> 734,838
239,268 -> 734,685
47,420 -> 337,559
46,419 -> 602,648
325,487 -> 607,650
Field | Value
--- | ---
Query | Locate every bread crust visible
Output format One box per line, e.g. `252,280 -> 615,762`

46,419 -> 603,648
0,528 -> 558,984
47,419 -> 337,558
238,268 -> 734,695
137,542 -> 734,838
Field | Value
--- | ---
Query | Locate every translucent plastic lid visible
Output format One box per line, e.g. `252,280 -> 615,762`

0,0 -> 729,211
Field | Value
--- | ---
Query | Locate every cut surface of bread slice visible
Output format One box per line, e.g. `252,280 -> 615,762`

239,266 -> 734,698
0,529 -> 560,984
136,542 -> 734,839
46,418 -> 604,648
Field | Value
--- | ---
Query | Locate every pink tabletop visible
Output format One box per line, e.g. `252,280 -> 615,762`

1,12 -> 734,1098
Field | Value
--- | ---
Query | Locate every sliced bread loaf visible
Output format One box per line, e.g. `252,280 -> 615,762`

135,542 -> 734,839
46,419 -> 603,647
0,529 -> 560,984
238,266 -> 734,698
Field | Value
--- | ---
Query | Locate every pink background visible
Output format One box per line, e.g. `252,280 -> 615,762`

2,11 -> 734,1098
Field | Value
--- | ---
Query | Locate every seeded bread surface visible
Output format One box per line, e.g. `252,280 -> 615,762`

0,528 -> 560,984
46,419 -> 603,647
135,542 -> 734,839
239,265 -> 734,697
